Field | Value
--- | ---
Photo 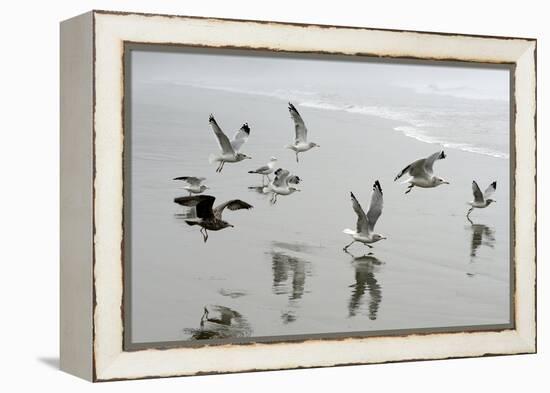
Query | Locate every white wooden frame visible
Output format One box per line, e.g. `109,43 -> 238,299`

60,10 -> 536,382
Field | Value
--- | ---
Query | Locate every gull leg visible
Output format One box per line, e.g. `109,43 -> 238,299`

466,207 -> 474,220
203,230 -> 209,243
218,161 -> 225,173
215,162 -> 222,172
405,184 -> 414,194
343,240 -> 356,252
200,227 -> 206,242
188,191 -> 192,196
296,153 -> 299,163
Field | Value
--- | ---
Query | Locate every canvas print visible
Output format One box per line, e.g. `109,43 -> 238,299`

125,46 -> 512,347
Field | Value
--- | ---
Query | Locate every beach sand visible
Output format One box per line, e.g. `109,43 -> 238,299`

129,83 -> 510,344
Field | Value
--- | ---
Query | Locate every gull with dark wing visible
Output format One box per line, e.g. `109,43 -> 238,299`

263,168 -> 301,204
394,150 -> 449,194
343,181 -> 387,251
285,103 -> 319,162
467,180 -> 496,219
172,176 -> 209,195
208,114 -> 252,172
248,157 -> 278,184
174,195 -> 253,242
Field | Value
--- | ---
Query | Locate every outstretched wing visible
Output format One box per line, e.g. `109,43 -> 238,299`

395,151 -> 445,181
173,176 -> 205,185
422,150 -> 446,174
350,192 -> 369,234
366,181 -> 383,234
230,123 -> 250,152
214,199 -> 253,218
483,181 -> 497,200
174,195 -> 215,219
472,181 -> 484,203
209,115 -> 235,155
273,168 -> 290,187
288,103 -> 308,143
287,175 -> 301,185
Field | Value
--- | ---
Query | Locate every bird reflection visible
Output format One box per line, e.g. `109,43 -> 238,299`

271,251 -> 308,300
466,218 -> 496,277
467,217 -> 495,259
183,305 -> 252,340
269,242 -> 312,323
346,252 -> 383,320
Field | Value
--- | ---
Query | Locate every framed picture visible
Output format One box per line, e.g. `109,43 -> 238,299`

60,10 -> 537,381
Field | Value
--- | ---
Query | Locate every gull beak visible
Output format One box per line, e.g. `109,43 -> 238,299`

229,224 -> 235,228
444,181 -> 450,185
382,236 -> 387,240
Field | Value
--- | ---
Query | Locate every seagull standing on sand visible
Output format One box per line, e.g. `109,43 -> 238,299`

172,176 -> 209,195
343,181 -> 387,251
208,114 -> 252,172
174,195 -> 253,242
285,103 -> 319,163
248,157 -> 278,184
394,150 -> 449,194
263,168 -> 301,204
467,180 -> 496,218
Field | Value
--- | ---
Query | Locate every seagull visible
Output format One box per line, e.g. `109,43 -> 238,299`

248,157 -> 278,184
174,195 -> 253,242
394,150 -> 449,194
263,168 -> 301,204
467,181 -> 496,218
343,180 -> 386,251
208,114 -> 252,172
172,176 -> 208,195
285,103 -> 319,162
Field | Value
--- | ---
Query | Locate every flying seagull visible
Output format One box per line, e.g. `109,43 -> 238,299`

467,180 -> 496,218
174,195 -> 253,242
172,176 -> 208,195
208,114 -> 252,172
248,157 -> 278,184
263,168 -> 301,204
394,150 -> 449,194
285,103 -> 319,162
343,180 -> 387,251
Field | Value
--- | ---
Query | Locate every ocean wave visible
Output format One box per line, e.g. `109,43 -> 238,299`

393,126 -> 509,159
161,81 -> 508,159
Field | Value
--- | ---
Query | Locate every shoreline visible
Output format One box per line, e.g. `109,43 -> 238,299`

145,81 -> 510,160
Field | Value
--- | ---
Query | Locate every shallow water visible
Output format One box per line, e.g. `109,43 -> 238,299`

129,70 -> 510,345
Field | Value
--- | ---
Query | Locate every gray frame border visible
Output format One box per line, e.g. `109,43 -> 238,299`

122,43 -> 517,352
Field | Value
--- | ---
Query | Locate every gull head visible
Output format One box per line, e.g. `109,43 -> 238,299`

309,142 -> 320,149
236,153 -> 252,161
220,220 -> 234,229
372,234 -> 387,242
289,187 -> 301,194
486,198 -> 496,205
434,177 -> 450,186
199,185 -> 209,192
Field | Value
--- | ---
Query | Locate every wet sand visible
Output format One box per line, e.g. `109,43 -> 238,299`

129,83 -> 510,344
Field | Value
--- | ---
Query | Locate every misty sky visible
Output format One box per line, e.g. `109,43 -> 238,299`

131,48 -> 510,102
